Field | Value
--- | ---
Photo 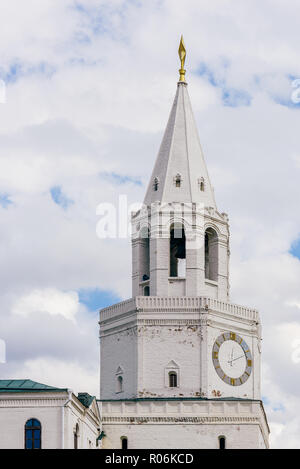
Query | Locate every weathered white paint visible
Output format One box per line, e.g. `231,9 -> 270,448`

100,400 -> 268,449
0,391 -> 100,449
100,297 -> 261,400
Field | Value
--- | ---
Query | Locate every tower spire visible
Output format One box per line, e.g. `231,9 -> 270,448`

178,35 -> 186,82
143,43 -> 216,208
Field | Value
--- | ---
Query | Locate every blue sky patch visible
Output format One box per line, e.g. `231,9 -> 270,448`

272,403 -> 285,412
222,88 -> 252,107
78,287 -> 121,311
72,2 -> 110,37
50,186 -> 74,210
273,96 -> 300,109
196,62 -> 224,88
2,63 -> 23,84
0,61 -> 55,84
195,61 -> 251,107
0,193 -> 13,208
257,75 -> 300,109
262,395 -> 270,406
290,238 -> 300,259
100,172 -> 142,186
263,395 -> 285,412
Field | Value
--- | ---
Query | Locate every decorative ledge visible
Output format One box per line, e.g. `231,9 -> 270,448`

99,399 -> 269,446
100,296 -> 259,323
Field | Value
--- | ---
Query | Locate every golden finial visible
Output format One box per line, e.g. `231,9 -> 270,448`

178,35 -> 186,82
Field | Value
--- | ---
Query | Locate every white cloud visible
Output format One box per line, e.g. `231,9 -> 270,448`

12,288 -> 79,322
262,362 -> 300,449
15,357 -> 99,397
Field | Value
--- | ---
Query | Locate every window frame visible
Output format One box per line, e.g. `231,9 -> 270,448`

169,223 -> 186,278
24,418 -> 42,450
174,173 -> 182,188
164,361 -> 180,388
218,435 -> 226,449
204,227 -> 219,282
121,436 -> 128,449
168,371 -> 178,388
198,177 -> 205,192
116,375 -> 123,393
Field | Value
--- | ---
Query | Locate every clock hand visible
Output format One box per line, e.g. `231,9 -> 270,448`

228,355 -> 245,364
230,348 -> 234,367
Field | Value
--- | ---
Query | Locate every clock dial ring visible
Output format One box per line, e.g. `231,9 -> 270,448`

212,332 -> 252,386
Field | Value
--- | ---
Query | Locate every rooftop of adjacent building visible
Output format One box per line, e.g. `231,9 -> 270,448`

0,379 -> 66,393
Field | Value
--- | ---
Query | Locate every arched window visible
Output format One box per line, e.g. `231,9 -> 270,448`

74,423 -> 79,449
175,174 -> 181,188
169,371 -> 178,388
199,177 -> 205,191
117,375 -> 123,393
140,226 -> 150,283
219,436 -> 226,449
170,223 -> 186,278
144,285 -> 150,296
121,436 -> 128,449
153,177 -> 159,191
25,419 -> 41,449
205,227 -> 218,281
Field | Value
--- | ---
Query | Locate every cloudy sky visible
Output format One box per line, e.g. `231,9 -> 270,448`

0,0 -> 300,448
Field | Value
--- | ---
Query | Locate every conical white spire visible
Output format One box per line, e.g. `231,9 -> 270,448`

144,82 -> 216,208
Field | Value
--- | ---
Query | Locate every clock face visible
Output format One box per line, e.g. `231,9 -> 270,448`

212,332 -> 252,386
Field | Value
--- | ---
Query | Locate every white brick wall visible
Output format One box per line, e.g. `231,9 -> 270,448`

100,297 -> 261,401
102,423 -> 266,449
100,399 -> 268,449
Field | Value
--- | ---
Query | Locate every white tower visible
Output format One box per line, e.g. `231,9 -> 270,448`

99,37 -> 269,449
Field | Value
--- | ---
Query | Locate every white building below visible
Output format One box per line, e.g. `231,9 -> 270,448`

0,379 -> 101,449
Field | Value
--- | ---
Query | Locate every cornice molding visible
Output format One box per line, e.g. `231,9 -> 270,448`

102,416 -> 259,424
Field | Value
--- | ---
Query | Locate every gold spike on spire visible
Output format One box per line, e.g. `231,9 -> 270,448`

178,35 -> 186,82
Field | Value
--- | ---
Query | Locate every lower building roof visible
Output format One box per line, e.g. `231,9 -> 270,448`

0,379 -> 68,393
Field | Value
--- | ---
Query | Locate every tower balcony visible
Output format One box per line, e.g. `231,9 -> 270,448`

99,296 -> 259,326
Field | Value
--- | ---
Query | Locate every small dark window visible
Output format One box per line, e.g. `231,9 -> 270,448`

140,227 -> 150,282
219,436 -> 226,449
121,437 -> 128,449
144,286 -> 150,296
25,419 -> 41,449
170,224 -> 186,278
74,423 -> 79,449
199,177 -> 205,191
175,174 -> 181,187
117,375 -> 123,393
169,371 -> 177,388
205,228 -> 218,281
153,178 -> 159,191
